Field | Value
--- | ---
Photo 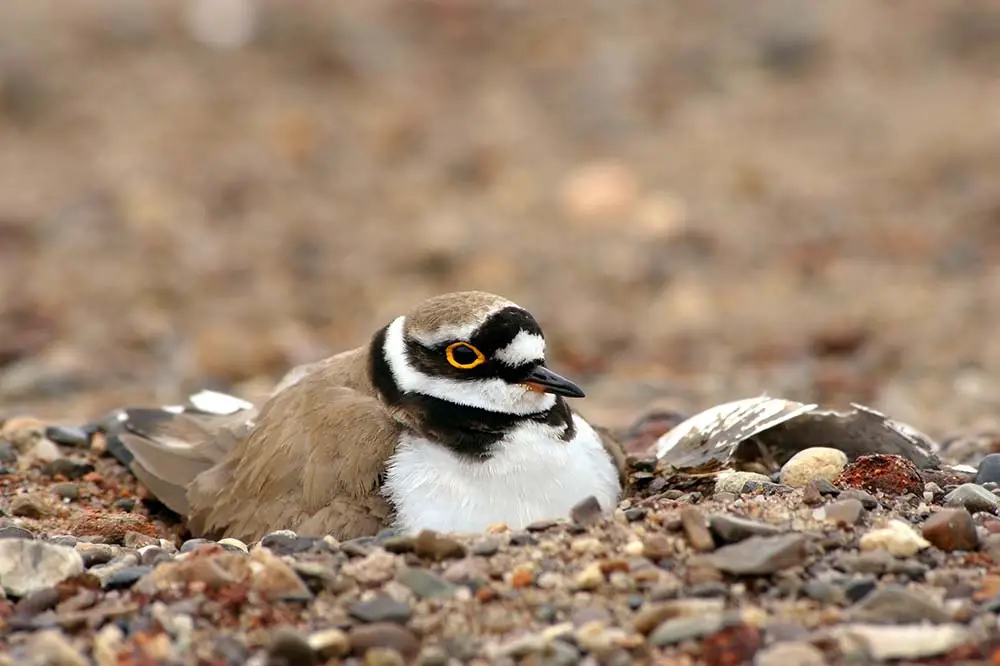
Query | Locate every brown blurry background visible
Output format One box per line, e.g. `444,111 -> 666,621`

1,0 -> 1000,437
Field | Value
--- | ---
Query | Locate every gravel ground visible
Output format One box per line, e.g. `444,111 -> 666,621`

4,1 -> 1000,664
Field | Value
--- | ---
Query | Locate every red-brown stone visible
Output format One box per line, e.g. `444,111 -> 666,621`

834,454 -> 923,496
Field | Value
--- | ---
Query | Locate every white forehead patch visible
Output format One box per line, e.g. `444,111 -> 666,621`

495,330 -> 546,367
384,316 -> 555,415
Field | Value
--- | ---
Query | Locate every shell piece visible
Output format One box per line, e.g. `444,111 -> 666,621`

655,397 -> 942,474
187,389 -> 253,415
655,396 -> 817,474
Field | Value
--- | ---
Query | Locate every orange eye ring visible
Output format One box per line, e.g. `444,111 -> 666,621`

445,342 -> 486,369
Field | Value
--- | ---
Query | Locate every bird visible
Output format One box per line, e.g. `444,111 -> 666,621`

102,291 -> 627,543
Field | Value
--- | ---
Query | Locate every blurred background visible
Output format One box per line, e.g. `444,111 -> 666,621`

1,0 -> 1000,437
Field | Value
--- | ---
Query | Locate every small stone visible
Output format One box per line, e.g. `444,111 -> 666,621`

570,495 -> 605,525
75,542 -> 116,567
0,526 -> 34,540
649,612 -> 730,646
633,599 -> 725,634
261,531 -> 317,555
624,508 -> 648,522
249,545 -> 313,601
839,488 -> 878,509
307,628 -> 350,659
343,549 -> 397,585
975,453 -> 1000,485
858,519 -> 930,557
944,483 -> 1000,514
779,447 -> 848,488
641,533 -> 674,561
472,537 -> 500,557
364,648 -> 406,666
413,530 -> 466,560
124,531 -> 159,550
113,498 -> 135,512
40,458 -> 95,479
44,425 -> 90,447
103,565 -> 153,590
93,623 -> 125,666
180,538 -> 215,553
754,641 -> 826,666
0,538 -> 84,597
680,507 -> 715,552
848,585 -> 950,624
349,623 -> 420,660
509,532 -> 537,546
921,509 -> 979,552
709,514 -> 781,543
715,472 -> 771,494
442,557 -> 489,585
831,623 -> 970,661
842,577 -> 877,603
23,629 -> 89,666
217,537 -> 249,554
801,483 -> 823,506
51,483 -> 80,501
267,627 -> 318,666
835,454 -> 923,497
574,562 -> 605,590
9,492 -> 57,518
349,596 -> 413,624
396,566 -> 457,598
48,535 -> 77,547
821,498 -> 865,526
381,536 -> 416,554
703,534 -> 808,575
72,513 -> 156,544
0,441 -> 16,464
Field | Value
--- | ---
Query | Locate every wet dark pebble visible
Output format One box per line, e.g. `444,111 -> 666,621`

0,525 -> 35,540
104,565 -> 153,590
976,454 -> 1000,486
843,577 -> 877,603
114,498 -> 136,512
44,425 -> 90,447
39,458 -> 95,479
260,531 -> 319,555
624,508 -> 648,522
509,533 -> 537,547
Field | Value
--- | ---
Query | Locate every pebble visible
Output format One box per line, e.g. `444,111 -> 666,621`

839,488 -> 878,509
44,425 -> 90,447
819,498 -> 865,526
413,530 -> 466,560
570,495 -> 605,525
442,557 -> 489,585
921,508 -> 979,551
624,507 -> 648,522
249,545 -> 313,601
267,627 -> 318,666
0,525 -> 35,540
835,454 -> 923,496
349,623 -> 420,660
103,565 -> 153,590
842,577 -> 877,603
858,519 -> 930,557
364,648 -> 406,666
22,629 -> 89,666
848,585 -> 950,624
180,538 -> 216,553
113,497 -> 136,512
641,533 -> 673,560
574,562 -> 605,590
715,471 -> 771,494
123,530 -> 159,550
832,623 -> 969,660
349,596 -> 413,624
0,538 -> 84,597
396,566 -> 457,598
509,532 -> 538,546
703,534 -> 808,575
9,492 -> 57,518
633,598 -> 726,634
382,536 -> 416,554
40,457 -> 95,479
649,612 -> 732,646
779,447 -> 848,488
680,507 -> 715,552
0,441 -> 16,464
217,537 -> 249,554
307,628 -> 351,659
261,531 -> 318,555
944,483 -> 1000,514
709,514 -> 781,543
471,537 -> 500,557
754,641 -> 826,666
975,453 -> 1000,485
52,482 -> 80,501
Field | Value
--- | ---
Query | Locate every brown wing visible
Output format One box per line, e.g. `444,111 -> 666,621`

187,364 -> 400,543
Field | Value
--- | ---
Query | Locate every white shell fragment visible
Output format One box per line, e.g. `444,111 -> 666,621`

655,395 -> 941,474
186,389 -> 254,415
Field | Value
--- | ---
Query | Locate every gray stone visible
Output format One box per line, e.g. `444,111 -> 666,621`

703,534 -> 808,575
709,514 -> 782,543
754,641 -> 826,666
396,566 -> 457,598
944,483 -> 1000,514
0,539 -> 84,597
715,472 -> 771,495
848,585 -> 950,624
649,612 -> 734,646
348,596 -> 413,624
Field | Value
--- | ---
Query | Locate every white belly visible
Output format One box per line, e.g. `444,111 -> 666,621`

383,415 -> 621,534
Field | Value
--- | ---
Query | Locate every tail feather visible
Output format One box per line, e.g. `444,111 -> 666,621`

100,390 -> 257,516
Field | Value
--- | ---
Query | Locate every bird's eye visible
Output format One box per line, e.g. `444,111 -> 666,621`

445,342 -> 485,369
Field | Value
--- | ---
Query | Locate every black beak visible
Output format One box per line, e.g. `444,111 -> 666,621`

521,365 -> 586,398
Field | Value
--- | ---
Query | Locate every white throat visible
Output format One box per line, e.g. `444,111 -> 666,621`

382,315 -> 556,415
383,414 -> 621,533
